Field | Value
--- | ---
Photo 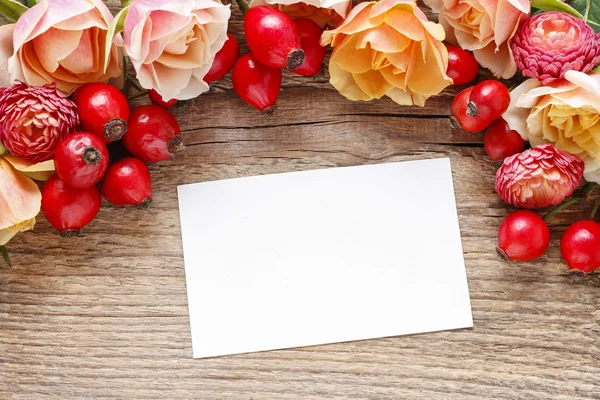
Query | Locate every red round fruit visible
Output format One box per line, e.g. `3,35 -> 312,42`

497,210 -> 550,261
291,18 -> 326,77
560,220 -> 600,273
232,53 -> 282,112
450,87 -> 494,132
446,45 -> 478,85
122,105 -> 183,163
204,34 -> 240,83
148,89 -> 177,109
101,158 -> 152,208
41,175 -> 101,236
72,82 -> 129,143
467,80 -> 510,121
483,118 -> 526,161
244,6 -> 304,70
54,132 -> 109,189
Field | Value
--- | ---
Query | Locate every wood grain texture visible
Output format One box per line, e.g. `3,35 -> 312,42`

1,1 -> 600,399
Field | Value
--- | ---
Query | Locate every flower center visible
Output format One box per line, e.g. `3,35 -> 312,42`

534,18 -> 578,49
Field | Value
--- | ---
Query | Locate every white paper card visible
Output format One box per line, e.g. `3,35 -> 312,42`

178,158 -> 473,358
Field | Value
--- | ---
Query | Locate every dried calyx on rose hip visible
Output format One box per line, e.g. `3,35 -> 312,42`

148,89 -> 177,109
54,132 -> 109,189
291,18 -> 326,77
41,175 -> 102,237
446,45 -> 478,86
497,210 -> 550,261
466,80 -> 510,121
560,220 -> 600,275
204,33 -> 240,83
72,83 -> 130,143
232,53 -> 282,112
122,105 -> 183,163
244,6 -> 305,70
450,87 -> 492,132
101,158 -> 152,208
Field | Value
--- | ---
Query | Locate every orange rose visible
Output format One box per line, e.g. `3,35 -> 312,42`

424,0 -> 530,79
321,0 -> 452,106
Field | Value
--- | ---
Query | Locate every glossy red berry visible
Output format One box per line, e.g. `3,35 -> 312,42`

204,34 -> 240,83
483,118 -> 526,161
148,89 -> 177,109
232,53 -> 282,112
54,132 -> 109,189
101,158 -> 152,208
244,6 -> 304,70
41,175 -> 101,236
446,45 -> 479,85
291,18 -> 326,77
122,105 -> 183,163
560,220 -> 600,274
72,82 -> 129,143
497,210 -> 550,261
467,80 -> 510,121
450,87 -> 494,132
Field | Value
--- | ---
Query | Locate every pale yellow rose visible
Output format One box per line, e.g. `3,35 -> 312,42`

504,71 -> 600,183
0,157 -> 41,246
249,0 -> 352,27
424,0 -> 530,79
321,0 -> 452,106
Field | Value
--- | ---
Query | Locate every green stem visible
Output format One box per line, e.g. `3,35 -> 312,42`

126,90 -> 148,101
591,199 -> 600,220
543,182 -> 597,222
584,0 -> 591,22
126,74 -> 145,93
120,0 -> 131,6
0,245 -> 11,267
235,0 -> 249,15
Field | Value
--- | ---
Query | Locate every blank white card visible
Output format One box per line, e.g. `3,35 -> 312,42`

177,158 -> 473,358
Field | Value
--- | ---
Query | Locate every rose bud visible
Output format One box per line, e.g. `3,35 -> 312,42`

495,144 -> 585,209
511,11 -> 600,84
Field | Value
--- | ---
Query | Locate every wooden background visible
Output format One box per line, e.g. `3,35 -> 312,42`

2,1 -> 600,399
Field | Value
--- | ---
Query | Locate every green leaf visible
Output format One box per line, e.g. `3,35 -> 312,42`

593,64 -> 600,72
0,0 -> 29,22
572,0 -> 600,32
25,0 -> 37,6
0,245 -> 11,267
531,0 -> 585,18
103,6 -> 128,74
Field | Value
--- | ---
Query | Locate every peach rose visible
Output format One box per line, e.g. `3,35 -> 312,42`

424,0 -> 530,79
504,71 -> 600,184
0,157 -> 41,246
0,0 -> 123,95
321,0 -> 452,106
248,0 -> 352,27
124,0 -> 231,101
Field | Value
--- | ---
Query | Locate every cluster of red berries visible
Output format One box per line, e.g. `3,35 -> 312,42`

41,82 -> 182,236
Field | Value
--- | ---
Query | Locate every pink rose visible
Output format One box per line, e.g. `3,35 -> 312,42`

424,0 -> 530,79
0,0 -> 123,94
124,0 -> 231,101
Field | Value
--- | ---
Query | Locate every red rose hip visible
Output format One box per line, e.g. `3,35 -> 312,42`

204,34 -> 240,83
148,89 -> 177,109
122,105 -> 183,163
41,175 -> 102,236
101,158 -> 152,208
446,45 -> 478,85
450,87 -> 494,132
54,132 -> 109,188
484,118 -> 525,161
72,82 -> 130,143
232,53 -> 282,112
560,220 -> 600,274
497,210 -> 550,261
467,80 -> 510,120
244,6 -> 304,70
291,18 -> 326,77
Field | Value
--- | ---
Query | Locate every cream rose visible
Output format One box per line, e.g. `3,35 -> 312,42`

0,157 -> 41,246
123,0 -> 231,101
0,0 -> 123,95
321,0 -> 452,106
424,0 -> 530,79
248,0 -> 352,27
504,71 -> 600,183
